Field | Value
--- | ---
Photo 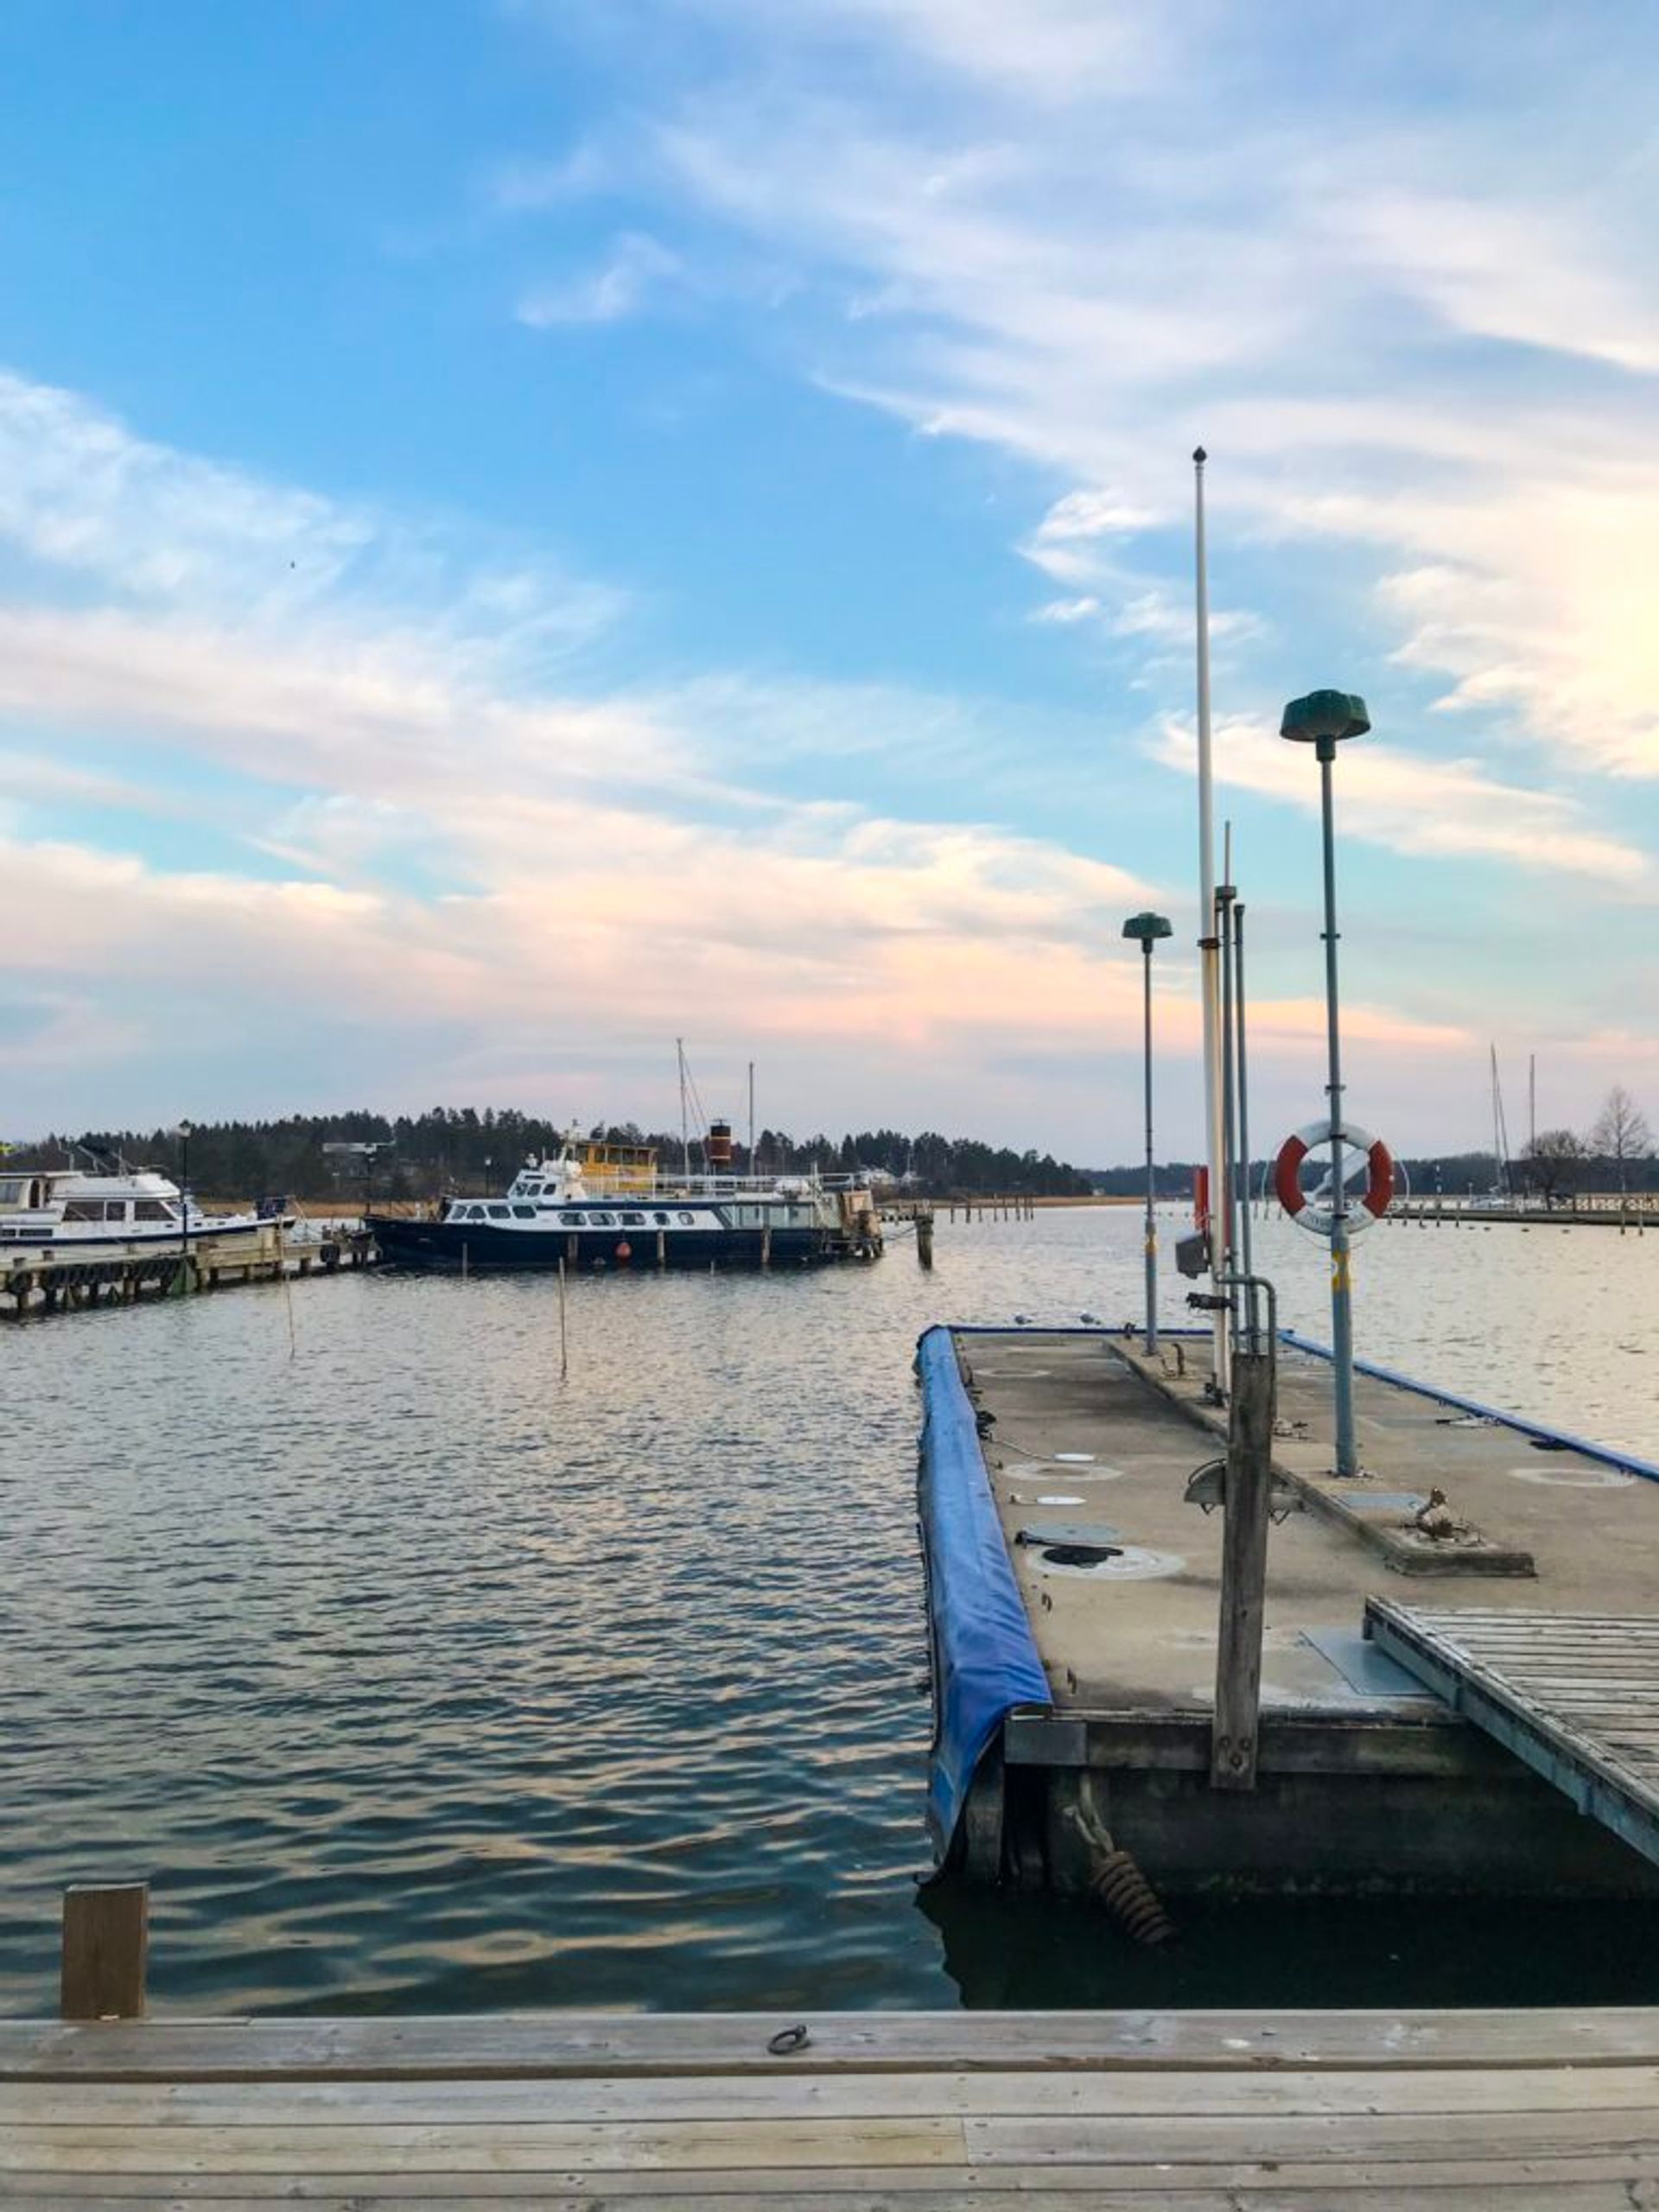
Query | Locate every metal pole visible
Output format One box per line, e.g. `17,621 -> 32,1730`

1217,876 -> 1237,1336
1193,449 -> 1229,1399
1234,901 -> 1255,1290
1318,740 -> 1357,1476
1141,939 -> 1158,1353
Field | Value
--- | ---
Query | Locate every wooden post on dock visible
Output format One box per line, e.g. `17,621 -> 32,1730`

1211,1348 -> 1275,1792
915,1211 -> 934,1269
760,1224 -> 772,1269
60,1882 -> 148,2020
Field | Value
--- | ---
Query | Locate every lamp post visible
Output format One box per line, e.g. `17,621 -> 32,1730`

1122,911 -> 1173,1351
1280,688 -> 1370,1477
174,1121 -> 194,1282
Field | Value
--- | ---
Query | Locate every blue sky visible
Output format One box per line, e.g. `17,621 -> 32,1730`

3,0 -> 1659,1159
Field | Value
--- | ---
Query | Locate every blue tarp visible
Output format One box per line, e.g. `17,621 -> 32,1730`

915,1324 -> 1053,1859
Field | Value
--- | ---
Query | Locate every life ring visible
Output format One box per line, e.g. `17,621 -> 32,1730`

1274,1118 -> 1394,1236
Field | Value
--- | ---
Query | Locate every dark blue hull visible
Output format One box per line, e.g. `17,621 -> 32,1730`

367,1217 -> 845,1271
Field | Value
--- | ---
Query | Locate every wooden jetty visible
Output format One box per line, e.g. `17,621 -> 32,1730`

1389,1195 -> 1657,1229
920,1325 -> 1659,1897
12,2001 -> 1659,2204
2,1224 -> 376,1319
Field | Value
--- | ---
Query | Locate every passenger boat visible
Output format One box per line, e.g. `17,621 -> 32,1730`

368,1123 -> 882,1271
0,1156 -> 283,1260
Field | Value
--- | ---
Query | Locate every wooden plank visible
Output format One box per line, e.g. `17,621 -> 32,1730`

60,1886 -> 148,2024
13,2063 -> 1659,2126
0,2117 -> 969,2176
14,2103 -> 1659,2180
10,2008 -> 1659,2081
12,2172 -> 1659,2205
6,2185 -> 1654,2202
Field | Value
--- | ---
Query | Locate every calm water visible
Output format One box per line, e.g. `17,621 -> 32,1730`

5,1204 -> 1659,2018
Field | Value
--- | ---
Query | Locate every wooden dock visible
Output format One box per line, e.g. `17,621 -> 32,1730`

1,1225 -> 377,1319
928,1326 -> 1659,1897
10,2005 -> 1659,2203
1369,1602 -> 1659,1872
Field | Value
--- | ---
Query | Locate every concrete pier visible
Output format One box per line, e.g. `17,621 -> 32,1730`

925,1326 -> 1659,1898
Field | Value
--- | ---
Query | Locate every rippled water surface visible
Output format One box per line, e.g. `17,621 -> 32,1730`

5,1204 -> 1659,2017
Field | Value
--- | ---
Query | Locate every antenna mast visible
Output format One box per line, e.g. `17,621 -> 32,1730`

1194,448 -> 1229,1396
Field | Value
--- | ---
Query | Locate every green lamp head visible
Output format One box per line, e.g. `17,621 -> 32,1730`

1122,911 -> 1173,947
1280,690 -> 1370,745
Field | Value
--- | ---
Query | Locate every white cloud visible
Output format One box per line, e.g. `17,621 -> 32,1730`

1152,715 -> 1646,882
518,232 -> 686,327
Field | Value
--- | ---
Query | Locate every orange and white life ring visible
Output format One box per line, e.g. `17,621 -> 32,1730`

1274,1118 -> 1394,1236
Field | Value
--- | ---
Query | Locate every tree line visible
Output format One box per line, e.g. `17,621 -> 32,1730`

25,1109 -> 1096,1201
1085,1087 -> 1657,1205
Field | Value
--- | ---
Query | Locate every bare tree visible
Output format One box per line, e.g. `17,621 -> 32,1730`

1521,1128 -> 1588,1208
1590,1085 -> 1654,1195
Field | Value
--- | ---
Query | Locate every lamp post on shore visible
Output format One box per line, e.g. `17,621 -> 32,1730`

174,1121 -> 194,1285
1122,910 -> 1173,1352
1280,688 -> 1370,1477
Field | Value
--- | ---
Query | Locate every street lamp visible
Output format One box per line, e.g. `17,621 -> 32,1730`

1122,911 -> 1173,1352
174,1121 -> 194,1281
1281,687 -> 1370,1476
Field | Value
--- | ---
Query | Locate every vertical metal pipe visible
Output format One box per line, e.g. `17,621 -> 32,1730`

1193,449 -> 1229,1398
1234,901 -> 1255,1313
1319,741 -> 1357,1475
1142,940 -> 1158,1353
1217,880 -> 1237,1337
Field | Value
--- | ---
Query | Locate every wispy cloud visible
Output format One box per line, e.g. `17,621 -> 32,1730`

1152,715 -> 1646,883
517,231 -> 686,327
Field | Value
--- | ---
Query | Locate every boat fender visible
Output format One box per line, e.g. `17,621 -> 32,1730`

1274,1117 -> 1394,1229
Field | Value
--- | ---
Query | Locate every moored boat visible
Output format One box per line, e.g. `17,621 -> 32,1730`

0,1154 -> 286,1262
368,1123 -> 882,1271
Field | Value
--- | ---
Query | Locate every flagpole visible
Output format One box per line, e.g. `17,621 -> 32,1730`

1194,448 -> 1230,1398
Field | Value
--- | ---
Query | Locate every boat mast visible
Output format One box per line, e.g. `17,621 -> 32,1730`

1194,448 -> 1229,1396
678,1039 -> 690,1180
748,1060 -> 755,1178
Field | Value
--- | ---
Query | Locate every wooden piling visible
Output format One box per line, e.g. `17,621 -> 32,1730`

60,1882 -> 148,2020
915,1211 -> 934,1269
760,1224 -> 772,1269
1210,1346 -> 1276,1793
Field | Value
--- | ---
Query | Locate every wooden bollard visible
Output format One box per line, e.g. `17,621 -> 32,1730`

915,1213 -> 934,1269
61,1882 -> 148,2020
1211,1348 -> 1276,1793
760,1224 -> 772,1269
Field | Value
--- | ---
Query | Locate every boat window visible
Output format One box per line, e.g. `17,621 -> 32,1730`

677,1211 -> 696,1225
620,1211 -> 645,1225
0,1179 -> 25,1205
487,1204 -> 510,1219
560,1212 -> 582,1227
135,1199 -> 172,1221
653,1211 -> 669,1226
591,1211 -> 615,1226
512,1205 -> 536,1219
523,1182 -> 543,1196
62,1201 -> 104,1221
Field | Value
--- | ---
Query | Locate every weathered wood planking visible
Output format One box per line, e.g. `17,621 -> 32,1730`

8,2011 -> 1659,2205
1367,1603 -> 1659,1867
10,2007 -> 1659,2080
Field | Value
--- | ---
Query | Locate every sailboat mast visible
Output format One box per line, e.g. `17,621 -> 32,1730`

748,1060 -> 755,1177
1194,448 -> 1229,1395
677,1038 -> 690,1180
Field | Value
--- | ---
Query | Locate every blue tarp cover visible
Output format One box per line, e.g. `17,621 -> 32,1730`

915,1325 -> 1053,1859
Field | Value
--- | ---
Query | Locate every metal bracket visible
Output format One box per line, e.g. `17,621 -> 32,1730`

1183,1454 -> 1305,1523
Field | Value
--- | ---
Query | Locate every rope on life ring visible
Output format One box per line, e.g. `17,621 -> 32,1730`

1274,1118 -> 1394,1233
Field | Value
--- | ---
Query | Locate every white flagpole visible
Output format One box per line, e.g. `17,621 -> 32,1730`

1194,448 -> 1230,1397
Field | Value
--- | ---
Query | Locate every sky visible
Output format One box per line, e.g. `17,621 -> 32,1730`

3,0 -> 1659,1163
